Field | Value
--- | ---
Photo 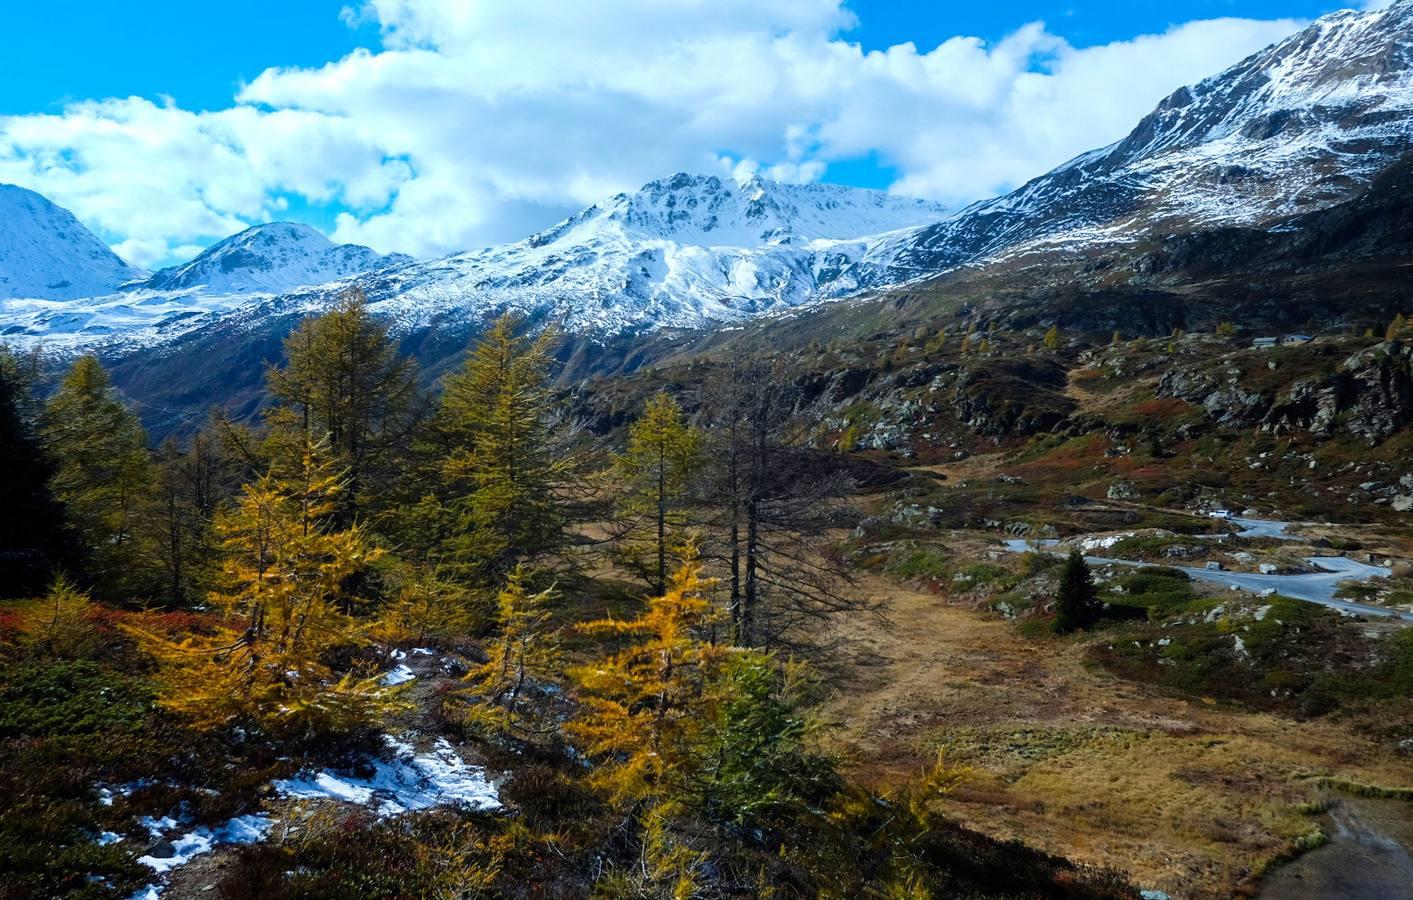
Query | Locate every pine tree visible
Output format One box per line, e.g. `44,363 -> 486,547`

1052,548 -> 1099,634
436,315 -> 566,582
0,349 -> 74,597
459,565 -> 561,737
614,392 -> 702,594
265,288 -> 421,519
40,356 -> 151,597
128,439 -> 390,733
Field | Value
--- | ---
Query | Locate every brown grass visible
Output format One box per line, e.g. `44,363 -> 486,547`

820,572 -> 1413,898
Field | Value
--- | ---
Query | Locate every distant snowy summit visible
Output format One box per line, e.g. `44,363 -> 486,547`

140,222 -> 412,295
322,173 -> 954,336
0,214 -> 411,348
0,174 -> 952,350
0,184 -> 146,301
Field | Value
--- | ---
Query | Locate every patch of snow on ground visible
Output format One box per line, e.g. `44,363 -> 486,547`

381,663 -> 416,686
275,735 -> 499,816
1077,532 -> 1136,552
129,813 -> 272,897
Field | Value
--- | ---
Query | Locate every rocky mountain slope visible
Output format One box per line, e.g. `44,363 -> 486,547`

884,0 -> 1413,279
0,184 -> 145,300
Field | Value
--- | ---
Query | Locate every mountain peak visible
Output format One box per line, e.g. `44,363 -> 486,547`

141,221 -> 410,294
0,184 -> 144,301
576,172 -> 950,247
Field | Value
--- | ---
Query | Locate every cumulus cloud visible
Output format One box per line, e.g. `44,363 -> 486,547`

0,1 -> 1309,265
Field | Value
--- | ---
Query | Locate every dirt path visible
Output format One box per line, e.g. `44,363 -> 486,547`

822,573 -> 1413,898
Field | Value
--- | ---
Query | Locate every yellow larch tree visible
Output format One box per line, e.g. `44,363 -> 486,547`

569,546 -> 725,805
459,565 -> 563,737
128,440 -> 392,734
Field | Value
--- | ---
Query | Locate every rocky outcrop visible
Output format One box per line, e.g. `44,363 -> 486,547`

1340,342 -> 1413,443
1156,369 -> 1268,428
1160,342 -> 1413,444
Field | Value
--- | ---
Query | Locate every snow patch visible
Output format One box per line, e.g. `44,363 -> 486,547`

274,735 -> 499,816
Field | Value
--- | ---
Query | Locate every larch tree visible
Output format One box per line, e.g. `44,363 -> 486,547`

265,288 -> 422,520
614,391 -> 702,594
40,355 -> 152,597
436,314 -> 567,583
129,439 -> 391,733
459,565 -> 562,738
0,348 -> 75,597
569,548 -> 726,807
700,354 -> 878,653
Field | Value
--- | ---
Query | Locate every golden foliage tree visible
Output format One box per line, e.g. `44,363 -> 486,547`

459,565 -> 562,737
1042,324 -> 1062,351
265,288 -> 422,518
129,440 -> 391,734
569,548 -> 725,806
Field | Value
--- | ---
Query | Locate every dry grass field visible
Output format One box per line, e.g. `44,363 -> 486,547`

821,572 -> 1413,898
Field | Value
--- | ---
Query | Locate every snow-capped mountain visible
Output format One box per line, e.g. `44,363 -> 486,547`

6,0 -> 1413,363
140,222 -> 411,295
0,220 -> 411,348
291,173 -> 952,336
0,184 -> 145,300
886,0 -> 1413,278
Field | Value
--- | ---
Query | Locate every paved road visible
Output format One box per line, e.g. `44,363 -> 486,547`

1003,522 -> 1411,621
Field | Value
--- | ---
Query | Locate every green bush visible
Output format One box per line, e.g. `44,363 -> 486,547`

0,660 -> 152,739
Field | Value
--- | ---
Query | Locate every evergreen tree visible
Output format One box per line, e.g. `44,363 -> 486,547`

0,349 -> 74,597
614,391 -> 702,594
266,288 -> 422,519
436,315 -> 566,582
40,356 -> 151,597
1052,548 -> 1099,634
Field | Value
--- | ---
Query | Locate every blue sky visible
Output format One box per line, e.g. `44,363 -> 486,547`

0,1 -> 1378,266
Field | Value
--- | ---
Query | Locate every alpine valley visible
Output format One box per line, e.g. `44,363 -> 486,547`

10,5 -> 1413,900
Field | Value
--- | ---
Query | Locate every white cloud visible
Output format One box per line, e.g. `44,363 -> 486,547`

0,1 -> 1310,265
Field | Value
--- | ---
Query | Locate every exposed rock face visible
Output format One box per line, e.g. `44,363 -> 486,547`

1341,342 -> 1413,442
1156,369 -> 1267,428
1159,341 -> 1413,443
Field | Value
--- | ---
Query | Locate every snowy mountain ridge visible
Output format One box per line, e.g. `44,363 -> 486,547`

886,0 -> 1413,277
0,220 -> 412,349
